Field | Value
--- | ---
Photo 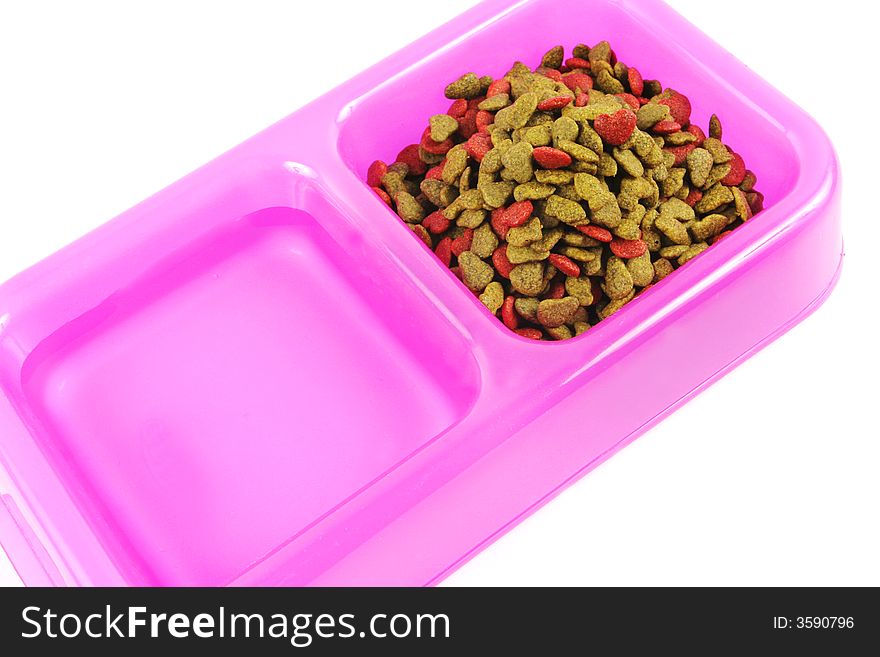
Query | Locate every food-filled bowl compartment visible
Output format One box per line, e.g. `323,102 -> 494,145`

0,164 -> 481,585
1,0 -> 841,586
335,0 -> 826,350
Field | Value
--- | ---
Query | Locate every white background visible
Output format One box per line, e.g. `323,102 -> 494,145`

0,1 -> 875,587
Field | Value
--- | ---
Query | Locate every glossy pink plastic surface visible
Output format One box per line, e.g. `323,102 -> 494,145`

0,0 -> 841,586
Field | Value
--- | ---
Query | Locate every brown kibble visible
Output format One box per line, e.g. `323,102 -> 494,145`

537,296 -> 579,327
510,261 -> 546,295
636,103 -> 670,130
479,281 -> 505,314
703,137 -> 733,163
472,222 -> 499,258
445,72 -> 483,99
459,251 -> 495,292
541,45 -> 565,69
677,242 -> 709,266
507,216 -> 543,246
626,252 -> 654,287
565,276 -> 594,306
695,183 -> 734,213
395,191 -> 425,223
478,93 -> 511,112
708,114 -> 722,140
598,289 -> 635,320
686,148 -> 714,188
690,213 -> 730,241
544,194 -> 587,225
546,325 -> 573,340
653,257 -> 674,281
604,256 -> 634,300
495,92 -> 539,131
420,179 -> 457,207
430,113 -> 460,142
514,181 -> 556,201
514,296 -> 539,321
442,147 -> 469,184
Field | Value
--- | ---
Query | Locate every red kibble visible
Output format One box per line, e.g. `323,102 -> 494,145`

465,131 -> 493,162
615,93 -> 640,111
503,200 -> 533,228
627,67 -> 644,96
547,279 -> 566,299
447,98 -> 468,118
490,207 -> 510,240
515,327 -> 543,340
684,188 -> 703,207
476,109 -> 494,132
420,126 -> 453,155
549,253 -> 581,277
537,95 -> 573,111
576,224 -> 613,242
590,278 -> 603,304
450,228 -> 473,257
467,97 -> 485,111
367,160 -> 387,187
372,186 -> 391,205
565,57 -> 590,69
395,144 -> 427,175
487,79 -> 511,97
712,230 -> 732,244
721,152 -> 746,186
651,119 -> 681,135
533,146 -> 572,169
609,237 -> 648,259
666,142 -> 696,166
574,92 -> 590,107
501,296 -> 519,330
422,210 -> 451,235
434,237 -> 452,267
638,96 -> 650,105
424,161 -> 445,180
458,108 -> 478,139
594,109 -> 637,146
748,191 -> 764,215
450,266 -> 462,280
658,90 -> 692,126
563,72 -> 593,93
686,124 -> 705,146
492,245 -> 515,278
537,67 -> 563,82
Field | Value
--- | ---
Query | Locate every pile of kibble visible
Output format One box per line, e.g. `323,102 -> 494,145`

367,42 -> 762,340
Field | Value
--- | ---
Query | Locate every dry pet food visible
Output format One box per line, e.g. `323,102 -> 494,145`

367,42 -> 763,340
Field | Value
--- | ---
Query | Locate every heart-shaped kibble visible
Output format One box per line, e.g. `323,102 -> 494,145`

562,72 -> 593,93
537,95 -> 573,111
651,119 -> 681,135
367,160 -> 387,187
593,109 -> 637,146
465,131 -> 492,161
609,237 -> 648,259
658,90 -> 692,126
395,144 -> 427,175
420,127 -> 453,155
615,93 -> 640,111
503,200 -> 533,228
533,146 -> 573,169
721,151 -> 746,186
665,142 -> 696,166
575,224 -> 613,242
627,67 -> 644,96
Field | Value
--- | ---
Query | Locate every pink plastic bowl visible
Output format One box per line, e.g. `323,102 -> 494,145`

0,0 -> 841,586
